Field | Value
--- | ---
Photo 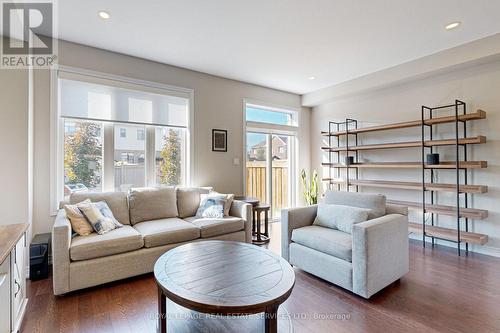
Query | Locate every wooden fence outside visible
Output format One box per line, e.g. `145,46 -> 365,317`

246,160 -> 288,217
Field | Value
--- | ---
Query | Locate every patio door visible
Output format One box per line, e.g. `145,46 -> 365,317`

244,102 -> 298,220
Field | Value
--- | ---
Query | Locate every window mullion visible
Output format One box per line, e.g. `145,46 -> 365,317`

103,122 -> 115,192
146,126 -> 156,186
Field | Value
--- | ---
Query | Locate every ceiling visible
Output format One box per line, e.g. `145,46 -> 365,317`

52,0 -> 500,94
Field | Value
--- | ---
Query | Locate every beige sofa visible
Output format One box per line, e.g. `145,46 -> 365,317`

52,187 -> 252,295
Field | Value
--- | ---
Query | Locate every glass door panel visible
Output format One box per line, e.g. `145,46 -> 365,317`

271,135 -> 291,219
246,132 -> 268,204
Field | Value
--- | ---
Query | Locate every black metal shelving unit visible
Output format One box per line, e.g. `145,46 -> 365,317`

421,100 -> 469,255
326,118 -> 359,192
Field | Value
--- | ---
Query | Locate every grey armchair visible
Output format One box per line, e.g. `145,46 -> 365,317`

281,191 -> 409,299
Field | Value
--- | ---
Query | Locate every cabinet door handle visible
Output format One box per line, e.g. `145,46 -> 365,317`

14,280 -> 21,298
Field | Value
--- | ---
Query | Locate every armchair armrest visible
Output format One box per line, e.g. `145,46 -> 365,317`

281,205 -> 318,261
52,209 -> 72,295
352,214 -> 409,298
229,200 -> 253,243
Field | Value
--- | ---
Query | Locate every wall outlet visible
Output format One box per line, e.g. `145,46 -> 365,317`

233,158 -> 240,166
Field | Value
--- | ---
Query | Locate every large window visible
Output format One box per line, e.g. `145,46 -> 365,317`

58,69 -> 191,201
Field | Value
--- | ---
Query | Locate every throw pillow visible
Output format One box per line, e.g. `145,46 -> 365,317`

209,191 -> 234,216
313,203 -> 370,234
64,199 -> 94,236
77,201 -> 119,235
94,201 -> 123,228
195,194 -> 227,218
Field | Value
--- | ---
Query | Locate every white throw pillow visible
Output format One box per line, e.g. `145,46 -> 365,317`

195,194 -> 227,218
205,191 -> 234,216
313,203 -> 371,234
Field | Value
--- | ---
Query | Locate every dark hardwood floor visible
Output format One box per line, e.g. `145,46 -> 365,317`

22,223 -> 500,333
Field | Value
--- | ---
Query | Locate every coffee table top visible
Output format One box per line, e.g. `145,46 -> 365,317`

154,240 -> 295,314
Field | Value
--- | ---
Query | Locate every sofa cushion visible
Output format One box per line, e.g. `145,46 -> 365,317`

291,225 -> 353,262
128,187 -> 178,225
70,225 -> 143,261
176,187 -> 211,218
323,191 -> 386,219
71,192 -> 130,225
184,216 -> 244,238
133,218 -> 200,248
313,204 -> 370,234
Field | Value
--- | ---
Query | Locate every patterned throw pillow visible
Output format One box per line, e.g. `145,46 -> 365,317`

93,201 -> 123,228
64,199 -> 94,236
209,191 -> 234,216
195,194 -> 227,218
77,201 -> 120,235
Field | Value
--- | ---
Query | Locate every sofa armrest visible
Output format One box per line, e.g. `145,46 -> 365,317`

352,214 -> 409,298
281,205 -> 318,261
229,200 -> 253,243
52,209 -> 72,295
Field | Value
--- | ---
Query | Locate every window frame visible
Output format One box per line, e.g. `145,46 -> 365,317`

50,66 -> 194,214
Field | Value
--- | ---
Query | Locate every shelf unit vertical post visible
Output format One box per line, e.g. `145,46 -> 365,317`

422,100 -> 468,256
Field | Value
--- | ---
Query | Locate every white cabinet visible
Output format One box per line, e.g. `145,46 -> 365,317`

0,234 -> 27,333
0,259 -> 11,333
11,238 -> 27,333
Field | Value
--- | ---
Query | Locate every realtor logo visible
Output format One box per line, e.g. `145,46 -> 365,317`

1,0 -> 57,68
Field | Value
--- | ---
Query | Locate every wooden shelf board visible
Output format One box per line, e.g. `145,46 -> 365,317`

321,110 -> 486,136
388,200 -> 488,220
408,222 -> 488,245
321,136 -> 486,152
321,179 -> 487,194
321,161 -> 487,169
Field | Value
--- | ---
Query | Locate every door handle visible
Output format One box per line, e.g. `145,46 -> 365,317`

0,273 -> 6,287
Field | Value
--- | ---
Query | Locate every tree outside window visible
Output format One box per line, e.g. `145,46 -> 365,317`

64,121 -> 102,192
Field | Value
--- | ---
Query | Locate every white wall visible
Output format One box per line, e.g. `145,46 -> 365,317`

310,58 -> 500,257
32,40 -> 310,234
0,69 -> 29,225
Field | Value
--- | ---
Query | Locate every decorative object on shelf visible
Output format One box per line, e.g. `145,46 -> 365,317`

300,169 -> 318,205
212,129 -> 227,152
344,156 -> 354,165
426,153 -> 440,165
320,100 -> 488,256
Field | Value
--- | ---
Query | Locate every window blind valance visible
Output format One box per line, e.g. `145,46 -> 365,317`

58,70 -> 190,127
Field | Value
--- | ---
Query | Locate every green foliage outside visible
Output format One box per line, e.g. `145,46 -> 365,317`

160,129 -> 181,185
64,122 -> 102,188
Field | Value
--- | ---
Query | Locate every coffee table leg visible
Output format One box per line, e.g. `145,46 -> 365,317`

158,286 -> 167,333
264,304 -> 278,333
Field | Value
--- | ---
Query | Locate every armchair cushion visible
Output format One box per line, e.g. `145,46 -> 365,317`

313,203 -> 370,233
324,191 -> 386,219
292,225 -> 353,262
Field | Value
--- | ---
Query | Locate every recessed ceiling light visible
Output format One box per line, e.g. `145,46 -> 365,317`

98,11 -> 110,20
308,76 -> 316,80
445,21 -> 461,30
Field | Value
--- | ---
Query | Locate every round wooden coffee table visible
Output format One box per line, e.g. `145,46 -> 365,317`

154,241 -> 295,333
